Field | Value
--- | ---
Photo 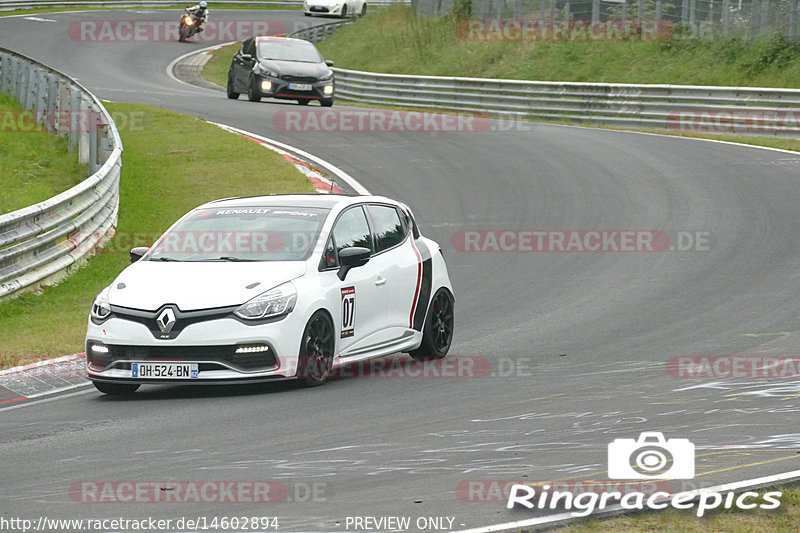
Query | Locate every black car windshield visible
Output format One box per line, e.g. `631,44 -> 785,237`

257,40 -> 323,63
146,206 -> 329,262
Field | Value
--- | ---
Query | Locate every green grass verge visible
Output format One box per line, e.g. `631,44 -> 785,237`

0,93 -> 87,215
0,102 -> 313,367
204,42 -> 242,88
558,483 -> 800,532
316,6 -> 800,88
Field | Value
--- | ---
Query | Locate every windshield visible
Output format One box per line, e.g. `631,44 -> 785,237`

257,40 -> 323,63
146,206 -> 329,262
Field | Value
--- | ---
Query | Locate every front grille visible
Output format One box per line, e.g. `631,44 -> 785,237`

103,344 -> 277,371
281,75 -> 318,83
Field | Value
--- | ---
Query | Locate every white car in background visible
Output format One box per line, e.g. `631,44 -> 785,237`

303,0 -> 366,17
86,194 -> 454,395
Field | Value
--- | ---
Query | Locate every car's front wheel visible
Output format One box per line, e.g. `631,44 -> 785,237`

247,76 -> 261,102
321,99 -> 333,107
408,289 -> 454,360
296,311 -> 335,386
93,381 -> 140,395
340,5 -> 348,17
227,74 -> 240,100
360,2 -> 366,16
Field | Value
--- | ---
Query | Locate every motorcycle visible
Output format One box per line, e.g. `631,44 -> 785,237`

178,12 -> 203,42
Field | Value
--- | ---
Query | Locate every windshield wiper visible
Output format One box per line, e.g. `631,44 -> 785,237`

217,256 -> 257,262
151,256 -> 180,262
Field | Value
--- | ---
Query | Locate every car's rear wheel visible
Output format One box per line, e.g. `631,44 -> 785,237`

408,289 -> 454,360
93,381 -> 140,395
296,311 -> 335,387
360,2 -> 366,16
247,76 -> 261,102
297,99 -> 310,105
227,74 -> 240,100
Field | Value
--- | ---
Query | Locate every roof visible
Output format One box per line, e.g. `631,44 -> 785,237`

201,194 -> 394,210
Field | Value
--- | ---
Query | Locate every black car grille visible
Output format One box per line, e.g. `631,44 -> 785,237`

88,344 -> 277,371
281,75 -> 318,83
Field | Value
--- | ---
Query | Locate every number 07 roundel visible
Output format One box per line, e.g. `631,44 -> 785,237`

341,286 -> 355,338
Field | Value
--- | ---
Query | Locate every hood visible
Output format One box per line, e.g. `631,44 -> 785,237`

108,261 -> 307,311
261,59 -> 330,79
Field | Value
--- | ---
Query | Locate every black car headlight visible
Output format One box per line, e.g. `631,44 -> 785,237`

234,282 -> 297,320
90,286 -> 112,322
257,65 -> 279,78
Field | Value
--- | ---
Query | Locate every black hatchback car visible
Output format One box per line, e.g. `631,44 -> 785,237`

227,36 -> 335,106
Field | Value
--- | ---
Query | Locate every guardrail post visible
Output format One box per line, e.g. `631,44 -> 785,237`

69,86 -> 80,151
548,0 -> 555,20
638,0 -> 644,20
0,53 -> 8,94
760,0 -> 769,37
35,69 -> 47,130
655,0 -> 662,24
45,73 -> 58,133
681,0 -> 688,24
790,0 -> 799,40
592,0 -> 599,20
750,0 -> 760,40
689,0 -> 696,28
23,65 -> 37,111
57,78 -> 70,138
722,0 -> 729,35
564,1 -> 570,18
79,95 -> 90,166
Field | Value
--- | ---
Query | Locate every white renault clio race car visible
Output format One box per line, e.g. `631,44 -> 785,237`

86,194 -> 454,394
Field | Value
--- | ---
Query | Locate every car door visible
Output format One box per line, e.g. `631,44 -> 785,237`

365,204 -> 420,331
325,205 -> 388,356
233,38 -> 256,89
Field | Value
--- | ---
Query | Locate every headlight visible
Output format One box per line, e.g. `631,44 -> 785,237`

234,282 -> 296,320
90,286 -> 112,322
257,65 -> 279,77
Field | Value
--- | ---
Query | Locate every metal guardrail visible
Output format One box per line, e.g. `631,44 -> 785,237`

330,68 -> 800,137
0,49 -> 122,300
289,19 -> 800,137
288,19 -> 352,41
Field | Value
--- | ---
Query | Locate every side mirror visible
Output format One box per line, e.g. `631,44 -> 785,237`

130,247 -> 149,263
337,246 -> 370,281
325,60 -> 335,67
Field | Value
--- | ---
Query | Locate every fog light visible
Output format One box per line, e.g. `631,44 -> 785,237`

235,344 -> 270,354
91,344 -> 109,354
323,85 -> 334,95
261,80 -> 272,92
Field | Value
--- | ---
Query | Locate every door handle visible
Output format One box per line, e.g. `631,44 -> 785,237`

374,277 -> 387,286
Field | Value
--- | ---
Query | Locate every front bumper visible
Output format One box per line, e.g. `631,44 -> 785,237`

253,74 -> 334,102
86,312 -> 306,384
303,3 -> 344,15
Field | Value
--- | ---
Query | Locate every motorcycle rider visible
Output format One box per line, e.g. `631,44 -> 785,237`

185,1 -> 210,32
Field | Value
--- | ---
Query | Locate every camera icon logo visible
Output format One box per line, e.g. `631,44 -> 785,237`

608,432 -> 695,480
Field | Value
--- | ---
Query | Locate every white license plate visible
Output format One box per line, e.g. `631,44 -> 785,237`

289,83 -> 312,91
131,362 -> 198,379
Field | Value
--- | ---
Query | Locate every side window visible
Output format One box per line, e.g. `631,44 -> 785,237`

367,204 -> 406,252
323,237 -> 337,269
244,39 -> 255,56
332,206 -> 374,256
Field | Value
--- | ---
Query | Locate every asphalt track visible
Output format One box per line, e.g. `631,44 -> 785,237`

2,8 -> 800,532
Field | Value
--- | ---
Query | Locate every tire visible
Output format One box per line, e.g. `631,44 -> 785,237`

408,289 -> 454,360
93,381 -> 140,395
297,99 -> 310,105
178,27 -> 186,42
321,99 -> 333,107
304,12 -> 312,16
360,2 -> 366,16
227,75 -> 240,100
247,76 -> 261,102
340,5 -> 348,18
296,311 -> 336,387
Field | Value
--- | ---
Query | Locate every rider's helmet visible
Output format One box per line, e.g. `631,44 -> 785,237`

199,1 -> 207,7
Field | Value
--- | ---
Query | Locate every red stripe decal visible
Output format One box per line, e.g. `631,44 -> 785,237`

409,240 -> 423,328
0,397 -> 27,406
